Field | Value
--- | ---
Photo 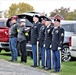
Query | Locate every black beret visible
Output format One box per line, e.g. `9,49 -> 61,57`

33,15 -> 39,18
45,18 -> 51,21
54,18 -> 60,22
41,17 -> 46,21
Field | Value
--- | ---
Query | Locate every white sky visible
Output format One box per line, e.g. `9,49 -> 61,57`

0,0 -> 76,15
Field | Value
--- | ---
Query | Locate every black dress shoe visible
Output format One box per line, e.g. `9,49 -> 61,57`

31,65 -> 38,67
8,59 -> 17,62
51,69 -> 61,73
51,70 -> 57,73
42,66 -> 45,69
44,67 -> 51,70
21,61 -> 27,63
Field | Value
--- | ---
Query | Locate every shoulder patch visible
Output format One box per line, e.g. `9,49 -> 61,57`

61,33 -> 64,36
34,26 -> 37,28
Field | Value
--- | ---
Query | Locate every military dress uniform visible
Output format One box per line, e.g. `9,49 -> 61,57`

39,25 -> 46,68
31,19 -> 41,67
51,19 -> 64,72
44,24 -> 53,70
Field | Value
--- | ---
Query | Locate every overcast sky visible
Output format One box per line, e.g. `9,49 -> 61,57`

0,0 -> 76,15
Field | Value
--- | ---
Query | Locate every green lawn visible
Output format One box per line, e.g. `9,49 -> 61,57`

0,50 -> 76,75
59,62 -> 76,75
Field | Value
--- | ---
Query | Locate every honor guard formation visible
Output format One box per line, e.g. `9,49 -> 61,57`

8,15 -> 64,73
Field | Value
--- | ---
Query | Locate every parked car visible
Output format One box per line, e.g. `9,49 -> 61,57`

60,20 -> 76,61
0,18 -> 9,52
69,34 -> 76,58
1,12 -> 76,61
0,12 -> 47,57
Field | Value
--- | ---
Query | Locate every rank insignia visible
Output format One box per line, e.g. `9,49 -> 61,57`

55,30 -> 59,33
61,33 -> 64,36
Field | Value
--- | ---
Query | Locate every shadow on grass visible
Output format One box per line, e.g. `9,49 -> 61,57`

0,53 -> 11,56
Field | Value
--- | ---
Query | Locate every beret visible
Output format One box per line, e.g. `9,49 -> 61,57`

54,18 -> 60,22
33,15 -> 39,18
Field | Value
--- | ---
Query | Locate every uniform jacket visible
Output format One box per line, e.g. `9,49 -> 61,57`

17,25 -> 30,42
31,21 -> 41,45
44,25 -> 53,49
39,25 -> 46,47
51,26 -> 64,50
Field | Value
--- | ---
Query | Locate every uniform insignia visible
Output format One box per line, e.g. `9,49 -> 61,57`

47,29 -> 50,33
55,30 -> 59,33
42,26 -> 45,30
34,26 -> 37,28
61,33 -> 64,36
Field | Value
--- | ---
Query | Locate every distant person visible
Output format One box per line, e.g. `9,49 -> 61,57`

17,19 -> 30,63
9,16 -> 18,62
51,18 -> 64,72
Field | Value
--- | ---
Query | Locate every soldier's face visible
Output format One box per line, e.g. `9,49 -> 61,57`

54,21 -> 60,27
41,20 -> 45,25
33,17 -> 38,22
45,21 -> 51,26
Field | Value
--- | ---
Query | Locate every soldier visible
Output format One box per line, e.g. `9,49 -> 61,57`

51,18 -> 64,72
31,15 -> 41,67
39,17 -> 46,69
9,16 -> 18,62
44,18 -> 53,70
17,19 -> 30,63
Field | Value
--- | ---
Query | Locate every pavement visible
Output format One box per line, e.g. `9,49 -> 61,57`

0,59 -> 58,75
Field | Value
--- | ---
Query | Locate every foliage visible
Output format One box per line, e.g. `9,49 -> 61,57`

50,7 -> 70,19
8,2 -> 34,18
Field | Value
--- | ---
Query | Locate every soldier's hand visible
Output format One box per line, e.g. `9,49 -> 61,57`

25,27 -> 30,30
58,47 -> 61,50
50,45 -> 52,48
43,44 -> 45,47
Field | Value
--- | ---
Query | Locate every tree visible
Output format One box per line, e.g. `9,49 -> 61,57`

50,7 -> 70,19
8,2 -> 34,18
4,10 -> 8,18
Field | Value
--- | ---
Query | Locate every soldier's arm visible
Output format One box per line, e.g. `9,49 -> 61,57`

58,28 -> 64,48
37,24 -> 41,40
23,27 -> 30,32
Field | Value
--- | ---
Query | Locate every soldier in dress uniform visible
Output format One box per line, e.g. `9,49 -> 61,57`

38,17 -> 46,68
51,18 -> 64,72
44,18 -> 53,70
31,15 -> 41,67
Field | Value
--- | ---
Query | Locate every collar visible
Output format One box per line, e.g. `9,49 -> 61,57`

35,21 -> 39,24
47,24 -> 50,28
54,26 -> 60,29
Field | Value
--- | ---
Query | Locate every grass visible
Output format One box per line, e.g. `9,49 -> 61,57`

0,50 -> 76,75
59,62 -> 76,75
0,50 -> 33,66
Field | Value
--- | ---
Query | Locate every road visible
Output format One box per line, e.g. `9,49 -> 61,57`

0,59 -> 58,75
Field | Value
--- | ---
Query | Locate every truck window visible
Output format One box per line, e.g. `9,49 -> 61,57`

73,24 -> 76,32
61,24 -> 73,32
0,21 -> 6,26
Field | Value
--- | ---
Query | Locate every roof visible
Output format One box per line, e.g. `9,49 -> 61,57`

54,14 -> 64,20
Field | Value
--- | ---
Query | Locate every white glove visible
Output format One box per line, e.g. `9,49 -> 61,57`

43,44 -> 45,47
50,45 -> 52,48
58,47 -> 61,50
